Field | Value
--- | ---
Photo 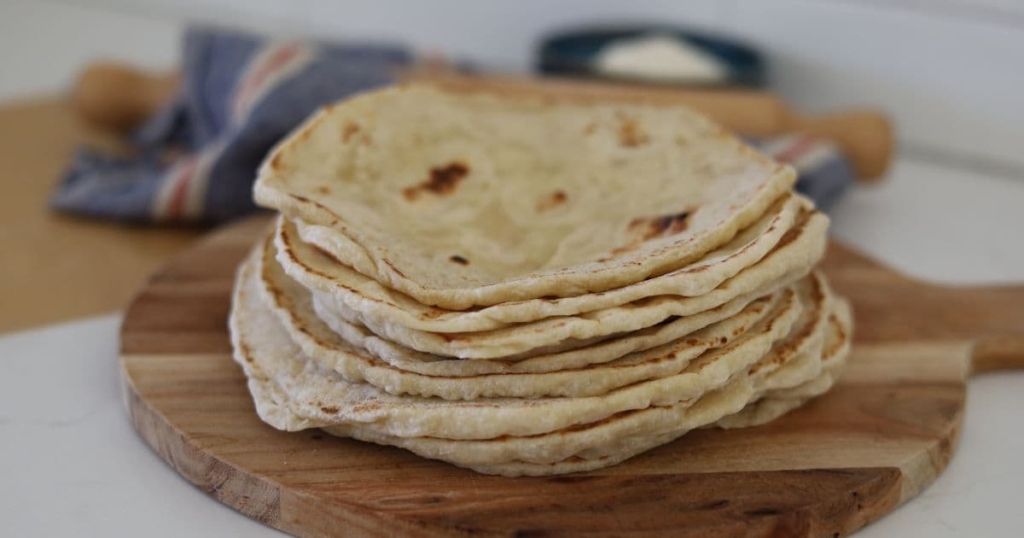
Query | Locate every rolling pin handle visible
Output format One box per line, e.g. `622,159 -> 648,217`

785,109 -> 895,181
70,62 -> 181,134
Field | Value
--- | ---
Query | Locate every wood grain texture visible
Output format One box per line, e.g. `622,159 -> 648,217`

120,216 -> 1024,537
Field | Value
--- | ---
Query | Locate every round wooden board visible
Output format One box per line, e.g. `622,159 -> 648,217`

120,216 -> 1024,537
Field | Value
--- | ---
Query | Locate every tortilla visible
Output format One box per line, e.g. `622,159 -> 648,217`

260,230 -> 801,399
283,193 -> 807,330
306,210 -> 828,358
254,84 -> 797,308
230,248 -> 804,440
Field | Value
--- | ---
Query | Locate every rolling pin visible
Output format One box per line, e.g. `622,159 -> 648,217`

71,62 -> 893,180
72,63 -> 181,135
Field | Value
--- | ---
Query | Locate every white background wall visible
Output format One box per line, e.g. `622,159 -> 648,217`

18,0 -> 1024,177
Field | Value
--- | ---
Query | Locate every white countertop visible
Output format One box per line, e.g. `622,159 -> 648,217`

2,2 -> 1023,536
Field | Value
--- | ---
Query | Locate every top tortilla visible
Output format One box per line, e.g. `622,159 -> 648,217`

255,83 -> 796,308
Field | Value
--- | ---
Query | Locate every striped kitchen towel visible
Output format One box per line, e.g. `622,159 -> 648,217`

754,133 -> 853,212
52,26 -> 852,224
53,26 -> 411,223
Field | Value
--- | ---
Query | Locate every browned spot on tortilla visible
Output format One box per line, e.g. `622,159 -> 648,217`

653,316 -> 677,328
607,209 -> 694,259
449,255 -> 469,265
536,400 -> 686,438
342,122 -> 361,142
582,122 -> 598,135
349,402 -> 380,413
771,212 -> 809,252
825,315 -> 845,355
483,408 -> 656,443
320,406 -> 339,414
560,408 -> 645,433
425,162 -> 468,194
536,190 -> 568,212
753,325 -> 807,374
238,341 -> 254,363
288,194 -> 345,222
617,113 -> 650,148
382,259 -> 407,278
650,211 -> 692,236
267,281 -> 285,304
315,185 -> 331,195
632,210 -> 690,238
422,308 -> 447,319
269,151 -> 285,171
402,162 -> 470,201
692,359 -> 712,373
277,227 -> 365,294
675,135 -> 690,147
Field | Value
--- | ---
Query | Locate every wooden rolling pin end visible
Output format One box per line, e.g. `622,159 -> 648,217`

71,62 -> 180,134
418,73 -> 895,181
786,109 -> 895,181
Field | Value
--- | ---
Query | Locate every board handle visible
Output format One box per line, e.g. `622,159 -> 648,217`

972,336 -> 1024,374
963,282 -> 1024,374
900,281 -> 1024,375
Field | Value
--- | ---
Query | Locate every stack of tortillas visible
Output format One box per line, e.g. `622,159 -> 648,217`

230,82 -> 853,476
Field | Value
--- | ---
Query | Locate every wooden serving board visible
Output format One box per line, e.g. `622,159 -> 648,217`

120,215 -> 1024,537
